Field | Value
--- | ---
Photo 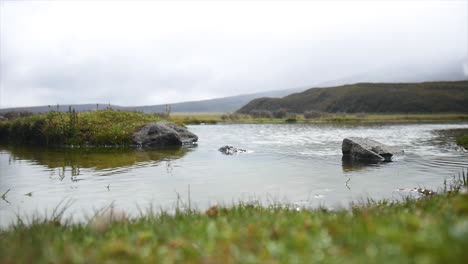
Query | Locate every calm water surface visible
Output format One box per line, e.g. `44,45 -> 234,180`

1,123 -> 467,227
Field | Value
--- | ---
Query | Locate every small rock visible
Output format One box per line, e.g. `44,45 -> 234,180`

415,188 -> 437,196
205,205 -> 219,217
219,145 -> 247,155
90,208 -> 127,233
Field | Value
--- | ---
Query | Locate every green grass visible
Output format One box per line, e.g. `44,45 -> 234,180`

0,194 -> 467,263
211,113 -> 468,124
451,128 -> 468,150
457,135 -> 468,149
440,128 -> 468,150
171,113 -> 468,124
0,110 -> 163,146
1,174 -> 467,263
169,113 -> 221,125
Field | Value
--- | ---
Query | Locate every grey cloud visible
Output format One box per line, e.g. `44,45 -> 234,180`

0,1 -> 467,107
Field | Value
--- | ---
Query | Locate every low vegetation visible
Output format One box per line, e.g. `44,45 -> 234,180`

0,173 -> 467,263
438,128 -> 468,150
169,113 -> 220,125
237,81 -> 468,114
0,109 -> 162,146
457,136 -> 468,149
218,112 -> 468,124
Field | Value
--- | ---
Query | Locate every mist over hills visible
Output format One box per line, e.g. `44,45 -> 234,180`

315,57 -> 467,87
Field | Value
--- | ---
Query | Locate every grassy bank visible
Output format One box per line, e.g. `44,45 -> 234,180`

175,113 -> 468,124
0,109 -> 217,146
0,110 -> 163,146
1,176 -> 467,263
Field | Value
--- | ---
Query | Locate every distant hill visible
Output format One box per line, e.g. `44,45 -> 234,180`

0,87 -> 305,114
0,104 -> 127,114
237,81 -> 468,114
125,88 -> 305,113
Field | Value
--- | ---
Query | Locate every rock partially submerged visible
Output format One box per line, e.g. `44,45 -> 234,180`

219,145 -> 247,155
133,122 -> 198,148
342,137 -> 403,162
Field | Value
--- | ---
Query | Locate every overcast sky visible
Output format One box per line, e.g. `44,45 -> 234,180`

0,0 -> 467,108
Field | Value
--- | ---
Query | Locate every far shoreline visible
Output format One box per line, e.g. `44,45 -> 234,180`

1,110 -> 468,148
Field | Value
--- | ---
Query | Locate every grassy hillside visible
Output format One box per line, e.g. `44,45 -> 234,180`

237,81 -> 468,114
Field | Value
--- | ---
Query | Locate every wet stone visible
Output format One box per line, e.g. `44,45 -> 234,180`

133,122 -> 198,148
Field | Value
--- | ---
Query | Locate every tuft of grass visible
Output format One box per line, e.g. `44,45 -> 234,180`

456,135 -> 468,149
439,128 -> 468,150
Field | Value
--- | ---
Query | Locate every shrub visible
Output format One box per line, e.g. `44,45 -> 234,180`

272,109 -> 289,119
220,113 -> 241,121
303,110 -> 324,119
249,110 -> 273,119
355,112 -> 367,118
154,112 -> 170,119
2,111 -> 34,120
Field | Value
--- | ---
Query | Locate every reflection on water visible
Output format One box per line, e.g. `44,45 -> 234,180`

341,156 -> 383,172
3,146 -> 192,178
1,123 -> 468,228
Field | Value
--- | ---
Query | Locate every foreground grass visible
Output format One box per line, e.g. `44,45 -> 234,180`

1,190 -> 467,263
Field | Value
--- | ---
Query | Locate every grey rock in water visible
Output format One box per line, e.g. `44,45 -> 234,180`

219,145 -> 247,155
133,122 -> 198,147
342,137 -> 403,162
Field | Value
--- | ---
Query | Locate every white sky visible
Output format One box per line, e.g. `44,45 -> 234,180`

0,0 -> 467,108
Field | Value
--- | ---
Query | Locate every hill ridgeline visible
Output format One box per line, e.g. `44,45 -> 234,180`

237,81 -> 468,114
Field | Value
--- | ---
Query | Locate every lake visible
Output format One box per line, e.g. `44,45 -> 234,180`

1,123 -> 467,228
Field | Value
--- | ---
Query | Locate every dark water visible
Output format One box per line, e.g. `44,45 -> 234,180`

1,123 -> 467,227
